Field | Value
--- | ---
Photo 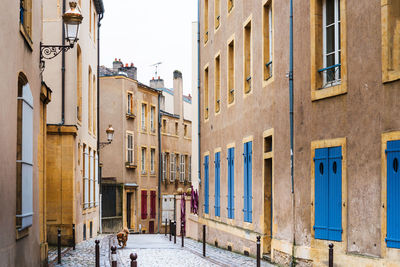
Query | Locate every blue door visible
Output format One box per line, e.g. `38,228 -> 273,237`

215,152 -> 221,217
314,146 -> 342,241
204,155 -> 209,214
386,140 -> 400,249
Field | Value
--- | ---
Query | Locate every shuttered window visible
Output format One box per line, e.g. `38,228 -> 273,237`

90,149 -> 94,207
243,141 -> 252,222
141,190 -> 148,219
314,146 -> 342,241
16,81 -> 34,230
214,152 -> 221,217
204,155 -> 209,214
150,191 -> 156,219
170,153 -> 175,182
180,155 -> 185,182
83,145 -> 89,209
127,133 -> 133,163
95,152 -> 99,206
386,140 -> 400,249
227,147 -> 235,219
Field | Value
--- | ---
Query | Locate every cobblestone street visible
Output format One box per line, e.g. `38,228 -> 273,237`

50,233 -> 275,267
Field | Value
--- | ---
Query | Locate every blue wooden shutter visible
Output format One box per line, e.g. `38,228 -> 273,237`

386,140 -> 400,248
314,148 -> 329,240
328,146 -> 342,241
215,152 -> 221,216
204,155 -> 209,214
243,143 -> 248,221
247,142 -> 253,223
228,148 -> 235,219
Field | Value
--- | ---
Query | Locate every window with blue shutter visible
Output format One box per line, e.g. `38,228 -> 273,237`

243,141 -> 252,223
386,140 -> 400,249
227,147 -> 235,219
215,152 -> 221,217
204,155 -> 209,214
314,146 -> 342,241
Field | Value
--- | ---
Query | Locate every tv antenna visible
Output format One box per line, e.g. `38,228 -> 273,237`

150,62 -> 162,78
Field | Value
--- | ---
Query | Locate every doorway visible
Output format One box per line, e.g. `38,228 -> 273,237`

263,133 -> 273,256
127,193 -> 132,229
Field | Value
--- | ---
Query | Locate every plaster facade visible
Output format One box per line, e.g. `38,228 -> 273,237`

195,0 -> 400,266
0,0 -> 51,266
42,0 -> 103,245
100,65 -> 161,234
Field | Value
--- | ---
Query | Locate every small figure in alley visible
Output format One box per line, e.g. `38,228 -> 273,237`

117,228 -> 130,249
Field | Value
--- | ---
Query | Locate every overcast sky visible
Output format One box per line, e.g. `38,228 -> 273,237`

100,0 -> 198,95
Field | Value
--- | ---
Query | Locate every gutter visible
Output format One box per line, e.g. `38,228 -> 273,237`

197,0 -> 201,187
157,94 -> 162,233
60,0 -> 66,125
289,0 -> 296,265
97,7 -> 104,234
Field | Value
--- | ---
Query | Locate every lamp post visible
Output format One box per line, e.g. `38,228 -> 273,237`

99,125 -> 115,149
40,1 -> 83,70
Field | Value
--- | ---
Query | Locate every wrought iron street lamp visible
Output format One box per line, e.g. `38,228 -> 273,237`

40,1 -> 83,69
99,125 -> 115,149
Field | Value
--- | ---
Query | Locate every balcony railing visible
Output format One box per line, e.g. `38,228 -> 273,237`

318,63 -> 341,89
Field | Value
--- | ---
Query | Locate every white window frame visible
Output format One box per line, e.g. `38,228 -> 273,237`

141,147 -> 146,174
141,104 -> 146,131
188,156 -> 192,182
95,152 -> 99,206
150,106 -> 155,132
322,0 -> 341,88
170,153 -> 175,182
83,146 -> 89,209
17,83 -> 34,230
89,149 -> 94,208
127,93 -> 133,114
127,133 -> 134,163
180,155 -> 185,182
162,153 -> 166,181
268,6 -> 273,74
151,148 -> 155,174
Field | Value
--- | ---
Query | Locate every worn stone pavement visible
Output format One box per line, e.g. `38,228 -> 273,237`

49,233 -> 276,267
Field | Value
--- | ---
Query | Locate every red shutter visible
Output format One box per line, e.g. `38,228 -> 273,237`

141,190 -> 147,219
150,191 -> 156,219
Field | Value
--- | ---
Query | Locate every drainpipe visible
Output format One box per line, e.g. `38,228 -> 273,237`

60,0 -> 66,125
197,0 -> 201,187
97,12 -> 104,234
157,93 -> 162,233
289,0 -> 295,265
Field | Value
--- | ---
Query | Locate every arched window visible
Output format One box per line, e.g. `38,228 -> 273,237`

16,73 -> 33,230
88,66 -> 92,133
93,74 -> 96,135
77,45 -> 82,122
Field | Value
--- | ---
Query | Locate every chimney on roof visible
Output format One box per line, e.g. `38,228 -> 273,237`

149,76 -> 165,89
173,70 -> 183,117
113,58 -> 123,72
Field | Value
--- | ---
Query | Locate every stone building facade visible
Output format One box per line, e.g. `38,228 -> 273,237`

42,0 -> 104,246
151,72 -> 193,233
0,0 -> 52,266
100,61 -> 161,234
195,0 -> 400,266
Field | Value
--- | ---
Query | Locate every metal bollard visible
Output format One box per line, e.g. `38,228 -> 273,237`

181,221 -> 184,247
173,221 -> 176,244
57,228 -> 61,264
256,236 -> 261,267
329,243 -> 334,267
72,224 -> 76,250
111,246 -> 117,267
165,218 -> 167,236
95,240 -> 100,267
169,219 -> 172,241
203,225 -> 206,257
130,253 -> 137,267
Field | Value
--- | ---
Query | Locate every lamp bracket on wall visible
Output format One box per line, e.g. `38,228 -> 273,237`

39,42 -> 75,71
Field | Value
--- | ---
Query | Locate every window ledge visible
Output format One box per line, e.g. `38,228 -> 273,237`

311,83 -> 347,101
20,24 -> 33,51
383,70 -> 400,84
16,227 -> 30,240
126,113 -> 136,119
125,162 -> 137,169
